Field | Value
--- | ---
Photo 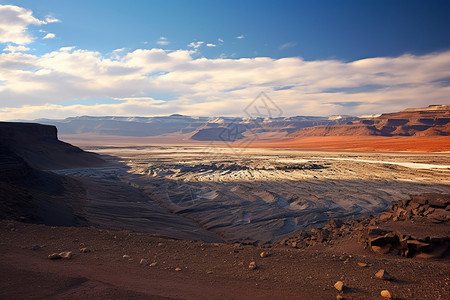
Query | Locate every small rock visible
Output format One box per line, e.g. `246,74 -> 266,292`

79,247 -> 91,253
381,290 -> 392,298
334,281 -> 344,292
375,269 -> 392,280
175,267 -> 182,271
336,295 -> 344,300
357,262 -> 368,267
59,251 -> 73,259
248,261 -> 257,270
32,245 -> 41,251
123,254 -> 131,259
140,258 -> 149,266
207,270 -> 214,274
371,245 -> 391,255
48,253 -> 61,259
149,262 -> 158,267
157,243 -> 164,247
260,251 -> 270,258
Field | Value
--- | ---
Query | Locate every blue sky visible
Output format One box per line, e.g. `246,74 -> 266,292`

0,0 -> 449,119
5,0 -> 450,60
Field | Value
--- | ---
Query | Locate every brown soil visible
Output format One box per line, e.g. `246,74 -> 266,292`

1,221 -> 449,299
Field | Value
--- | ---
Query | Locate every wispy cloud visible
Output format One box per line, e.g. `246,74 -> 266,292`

188,41 -> 204,49
279,42 -> 296,50
206,43 -> 216,47
236,35 -> 245,39
42,33 -> 55,39
156,36 -> 169,45
218,38 -> 224,43
45,16 -> 60,23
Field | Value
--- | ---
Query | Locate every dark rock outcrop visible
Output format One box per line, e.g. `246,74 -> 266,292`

282,193 -> 450,259
0,122 -> 105,225
0,122 -> 105,170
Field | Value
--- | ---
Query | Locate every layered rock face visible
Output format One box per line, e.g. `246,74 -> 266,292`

291,105 -> 450,137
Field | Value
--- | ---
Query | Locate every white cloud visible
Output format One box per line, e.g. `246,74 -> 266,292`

45,16 -> 60,23
236,35 -> 245,39
3,44 -> 30,53
279,42 -> 296,50
156,36 -> 169,45
42,33 -> 55,39
188,41 -> 204,49
218,38 -> 224,43
0,45 -> 449,120
0,4 -> 46,44
206,43 -> 216,47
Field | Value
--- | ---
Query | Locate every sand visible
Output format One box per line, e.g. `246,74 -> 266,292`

53,146 -> 450,243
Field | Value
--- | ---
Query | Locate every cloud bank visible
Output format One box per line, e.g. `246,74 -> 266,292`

0,4 -> 449,120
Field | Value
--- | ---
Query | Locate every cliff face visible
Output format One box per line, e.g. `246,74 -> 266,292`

0,122 -> 105,170
0,122 -> 105,225
291,105 -> 450,137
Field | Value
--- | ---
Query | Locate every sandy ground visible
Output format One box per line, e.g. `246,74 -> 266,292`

60,135 -> 450,153
1,220 -> 449,300
53,146 -> 450,244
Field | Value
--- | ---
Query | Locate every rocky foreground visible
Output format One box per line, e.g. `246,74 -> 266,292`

1,193 -> 449,300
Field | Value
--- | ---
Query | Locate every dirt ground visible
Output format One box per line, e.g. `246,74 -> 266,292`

1,220 -> 449,300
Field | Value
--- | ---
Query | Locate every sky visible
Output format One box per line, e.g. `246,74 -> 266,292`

0,0 -> 449,120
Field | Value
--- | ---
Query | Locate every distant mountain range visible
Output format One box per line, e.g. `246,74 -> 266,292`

31,105 -> 449,142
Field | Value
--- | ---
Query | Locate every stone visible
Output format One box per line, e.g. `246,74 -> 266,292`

123,254 -> 131,259
175,267 -> 182,271
32,245 -> 41,251
381,290 -> 392,298
207,270 -> 214,274
375,269 -> 392,280
371,245 -> 391,254
411,195 -> 428,205
357,262 -> 368,267
370,233 -> 398,247
427,194 -> 450,208
336,295 -> 344,299
157,243 -> 164,247
379,213 -> 392,221
79,247 -> 90,253
48,253 -> 61,259
59,251 -> 73,259
140,258 -> 149,266
395,207 -> 407,218
260,251 -> 270,258
149,262 -> 158,267
328,218 -> 342,228
334,281 -> 344,292
316,229 -> 330,243
248,261 -> 257,270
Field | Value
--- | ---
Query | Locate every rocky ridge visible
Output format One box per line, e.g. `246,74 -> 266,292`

281,193 -> 450,259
